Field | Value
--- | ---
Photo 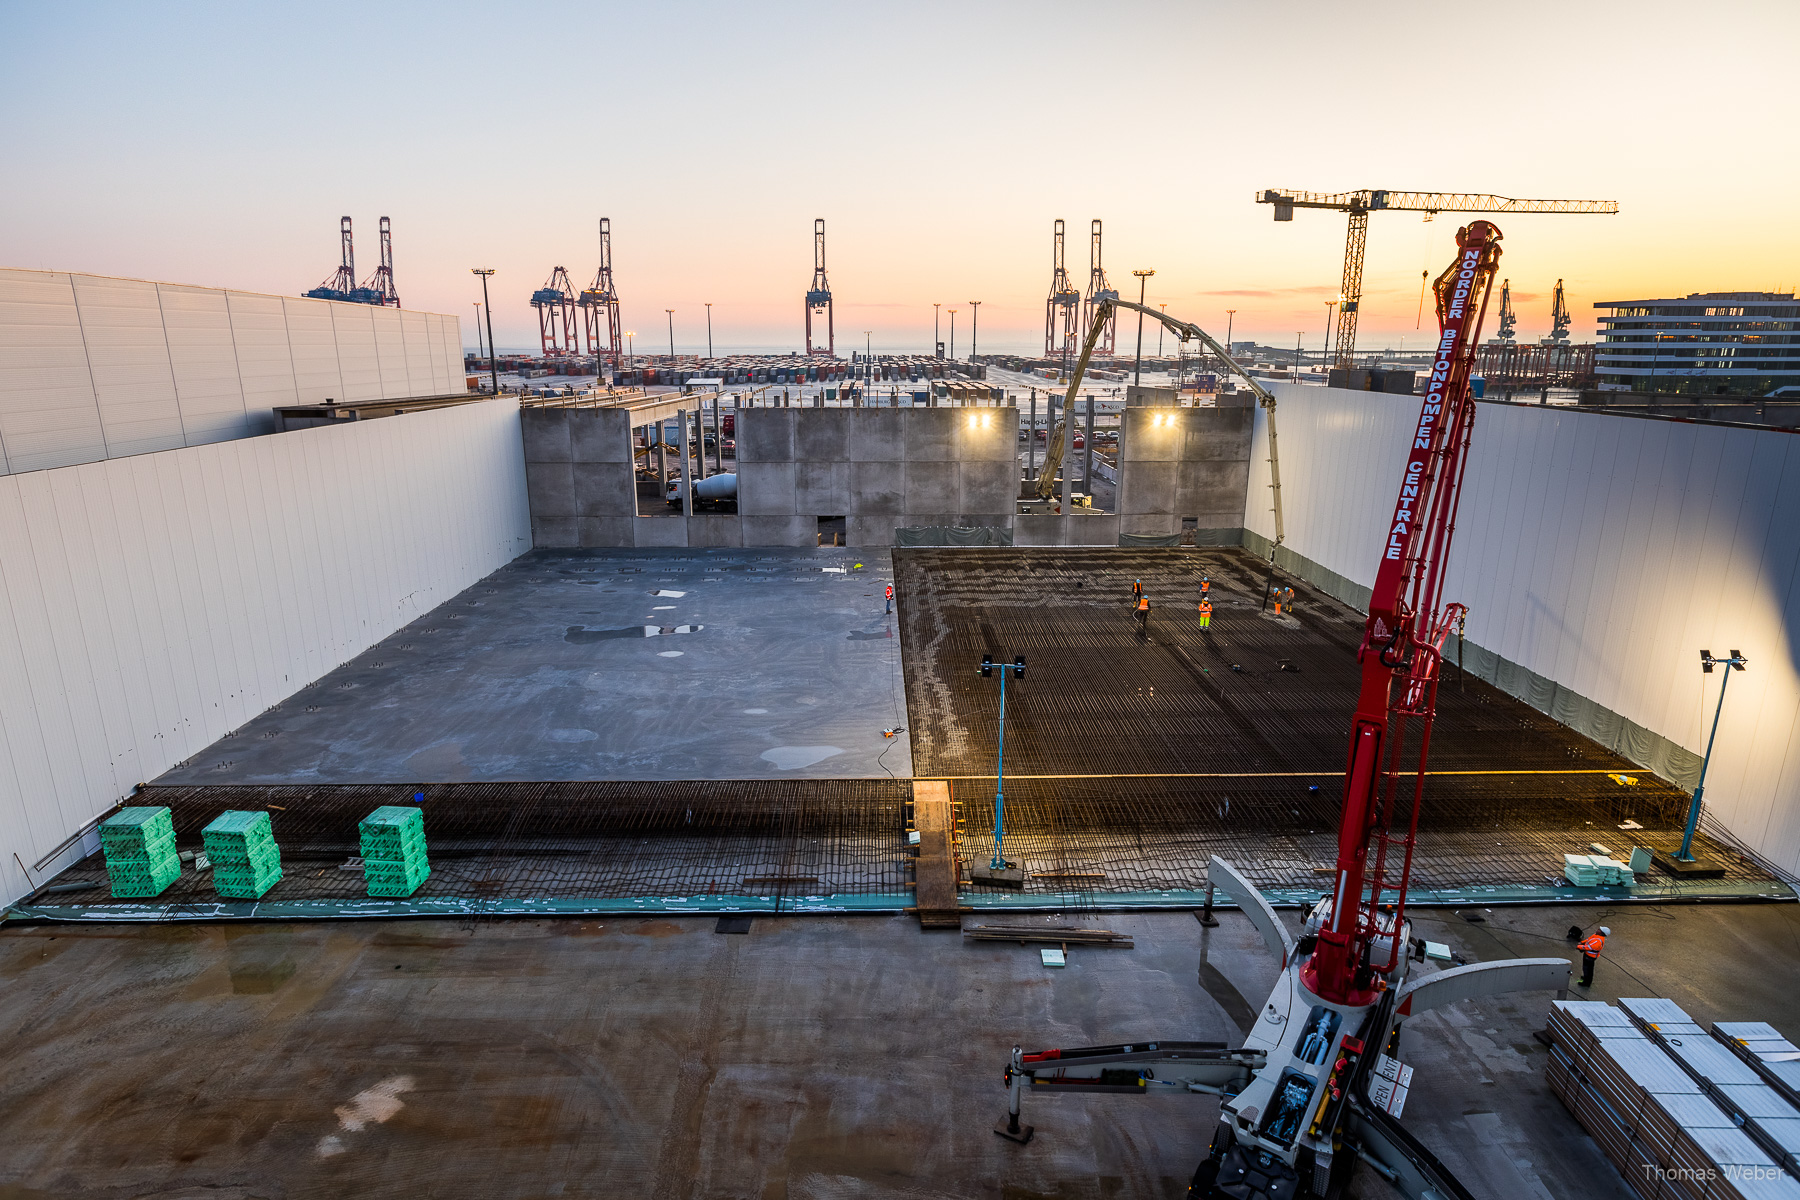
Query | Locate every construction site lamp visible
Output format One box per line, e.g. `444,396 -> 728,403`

980,654 -> 993,677
1013,655 -> 1026,679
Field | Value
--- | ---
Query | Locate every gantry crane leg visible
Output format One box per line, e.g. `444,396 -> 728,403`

1335,208 -> 1369,370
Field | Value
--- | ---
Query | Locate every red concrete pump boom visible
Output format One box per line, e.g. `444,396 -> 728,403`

1305,220 -> 1505,1007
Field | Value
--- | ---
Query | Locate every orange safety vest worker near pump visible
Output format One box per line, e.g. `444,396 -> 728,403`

1576,927 -> 1609,987
1197,598 -> 1213,629
1135,595 -> 1149,634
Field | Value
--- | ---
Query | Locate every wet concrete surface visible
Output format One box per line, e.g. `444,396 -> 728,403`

155,548 -> 911,784
2,903 -> 1793,1199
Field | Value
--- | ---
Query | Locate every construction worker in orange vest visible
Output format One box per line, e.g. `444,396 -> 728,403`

1576,926 -> 1609,987
1197,598 -> 1213,629
1132,578 -> 1143,603
1135,594 -> 1150,637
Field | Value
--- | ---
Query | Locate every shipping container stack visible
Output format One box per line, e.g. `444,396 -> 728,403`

99,806 -> 182,898
1545,999 -> 1800,1199
203,810 -> 283,900
359,805 -> 430,897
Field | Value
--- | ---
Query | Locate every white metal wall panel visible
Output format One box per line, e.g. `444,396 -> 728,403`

331,303 -> 381,402
226,290 -> 296,435
400,310 -> 435,396
67,274 -> 185,459
158,284 -> 250,446
1248,387 -> 1800,876
0,270 -> 104,474
370,304 -> 411,398
282,296 -> 345,405
0,397 -> 529,904
439,314 -> 464,393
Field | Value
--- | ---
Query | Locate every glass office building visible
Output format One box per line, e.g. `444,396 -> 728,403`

1594,292 -> 1800,395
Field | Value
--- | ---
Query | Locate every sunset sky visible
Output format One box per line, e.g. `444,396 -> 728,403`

4,0 -> 1795,356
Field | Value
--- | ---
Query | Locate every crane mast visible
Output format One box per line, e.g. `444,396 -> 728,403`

579,217 -> 624,364
1308,220 -> 1503,1007
1043,220 -> 1080,367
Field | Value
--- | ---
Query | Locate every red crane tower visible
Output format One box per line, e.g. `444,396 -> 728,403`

359,216 -> 400,308
1043,220 -> 1080,367
304,216 -> 359,302
1081,219 -> 1118,357
579,218 -> 623,365
531,267 -> 580,356
805,218 -> 834,356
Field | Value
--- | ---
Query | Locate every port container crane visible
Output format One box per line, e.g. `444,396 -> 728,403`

1257,189 -> 1617,370
359,216 -> 400,308
532,267 -> 580,357
1043,219 -> 1081,369
1542,278 -> 1572,345
305,216 -> 360,303
1081,220 -> 1118,358
998,222 -> 1573,1200
805,218 -> 834,357
579,218 -> 624,365
1489,279 -> 1515,345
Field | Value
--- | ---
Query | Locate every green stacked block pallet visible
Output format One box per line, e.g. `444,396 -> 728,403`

100,807 -> 181,898
203,810 -> 283,899
359,805 -> 429,898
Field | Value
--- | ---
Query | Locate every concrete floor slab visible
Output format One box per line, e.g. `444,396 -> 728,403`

1,903 -> 1793,1198
155,548 -> 912,784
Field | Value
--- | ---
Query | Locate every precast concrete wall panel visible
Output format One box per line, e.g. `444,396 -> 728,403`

371,305 -> 410,397
399,310 -> 433,396
0,270 -> 104,473
67,274 -> 185,459
225,290 -> 297,430
330,302 -> 382,402
0,270 -> 463,476
0,397 -> 529,906
1246,384 -> 1800,876
283,296 -> 345,405
159,283 -> 251,446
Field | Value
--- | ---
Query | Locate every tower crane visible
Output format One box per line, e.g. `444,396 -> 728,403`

359,216 -> 400,308
579,218 -> 624,365
531,267 -> 580,357
996,223 -> 1574,1200
1489,279 -> 1516,345
1043,219 -> 1081,369
1542,278 -> 1572,346
805,218 -> 834,356
1257,189 -> 1617,369
1081,219 -> 1118,357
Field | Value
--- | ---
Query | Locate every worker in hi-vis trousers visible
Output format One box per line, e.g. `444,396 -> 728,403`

1576,926 -> 1609,987
1197,598 -> 1213,629
1135,595 -> 1150,637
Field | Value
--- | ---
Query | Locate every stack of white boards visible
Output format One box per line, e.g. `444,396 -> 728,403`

1547,998 -> 1800,1199
1564,853 -> 1636,887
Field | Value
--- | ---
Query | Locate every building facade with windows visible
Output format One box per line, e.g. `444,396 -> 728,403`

1593,292 -> 1800,394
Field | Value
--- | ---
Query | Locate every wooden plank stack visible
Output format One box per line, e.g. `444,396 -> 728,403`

1546,999 -> 1800,1199
962,924 -> 1134,948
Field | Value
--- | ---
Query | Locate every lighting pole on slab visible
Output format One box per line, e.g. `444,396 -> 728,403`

973,653 -> 1026,884
1674,650 -> 1748,867
948,309 -> 957,361
968,300 -> 981,361
1296,333 -> 1303,380
1131,269 -> 1155,385
470,269 -> 498,395
1157,303 -> 1168,358
626,330 -> 635,367
934,303 -> 941,358
1225,309 -> 1236,352
705,303 -> 713,359
865,330 -> 873,392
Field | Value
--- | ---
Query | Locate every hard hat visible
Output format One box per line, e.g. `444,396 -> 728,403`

1598,926 -> 1611,936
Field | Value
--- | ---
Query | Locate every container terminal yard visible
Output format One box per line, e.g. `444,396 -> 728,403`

5,182 -> 1800,1200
